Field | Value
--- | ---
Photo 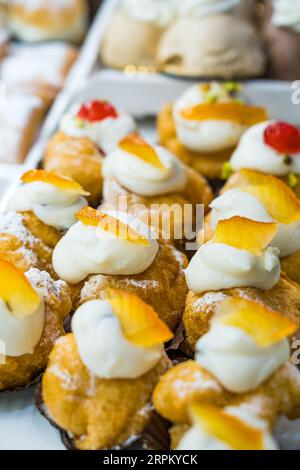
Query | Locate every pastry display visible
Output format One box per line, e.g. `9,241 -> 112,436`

59,99 -> 136,154
102,133 -> 213,251
101,0 -> 177,69
228,121 -> 300,196
8,0 -> 88,43
1,42 -> 78,106
0,91 -> 45,164
158,82 -> 268,179
261,0 -> 300,80
0,258 -> 71,391
157,2 -> 266,78
7,170 -> 89,234
52,207 -> 188,328
183,216 -> 300,354
44,132 -> 103,206
201,170 -> 300,284
153,298 -> 300,450
37,291 -> 172,450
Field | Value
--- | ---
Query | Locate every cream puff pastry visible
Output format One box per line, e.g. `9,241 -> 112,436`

101,0 -> 177,69
9,0 -> 88,43
153,299 -> 300,449
158,82 -> 268,179
102,133 -> 213,252
59,99 -> 136,155
44,132 -> 103,206
0,258 -> 71,391
183,216 -> 300,354
228,120 -> 300,197
38,291 -> 172,449
52,207 -> 188,329
157,11 -> 266,78
0,27 -> 9,61
201,169 -> 300,285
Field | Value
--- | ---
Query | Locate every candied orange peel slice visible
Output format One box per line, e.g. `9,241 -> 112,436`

106,289 -> 174,347
0,258 -> 41,318
236,169 -> 300,224
189,403 -> 264,450
22,169 -> 90,196
76,207 -> 150,246
180,102 -> 268,125
213,216 -> 277,255
119,133 -> 167,172
215,297 -> 297,347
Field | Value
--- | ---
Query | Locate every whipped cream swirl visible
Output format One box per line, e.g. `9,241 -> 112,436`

103,144 -> 187,196
53,210 -> 159,284
7,181 -> 87,231
195,319 -> 289,393
210,189 -> 300,257
174,83 -> 246,153
122,0 -> 177,28
230,121 -> 300,176
72,299 -> 163,378
177,0 -> 240,17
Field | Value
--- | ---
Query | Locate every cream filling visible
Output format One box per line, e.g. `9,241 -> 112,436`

103,145 -> 187,196
230,121 -> 300,176
7,181 -> 87,231
0,277 -> 44,357
174,83 -> 245,153
195,322 -> 289,393
185,243 -> 280,294
52,210 -> 159,284
60,104 -> 136,154
210,189 -> 300,257
122,0 -> 177,28
72,299 -> 163,379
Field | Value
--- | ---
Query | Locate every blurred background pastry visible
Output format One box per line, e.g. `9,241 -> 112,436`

261,0 -> 300,80
0,0 -> 8,26
0,27 -> 9,61
8,0 -> 88,43
1,42 -> 78,107
157,0 -> 266,78
101,0 -> 177,69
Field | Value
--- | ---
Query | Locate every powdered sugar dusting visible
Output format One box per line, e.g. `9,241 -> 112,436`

0,212 -> 36,245
173,370 -> 222,399
193,292 -> 227,309
26,268 -> 66,299
48,363 -> 82,392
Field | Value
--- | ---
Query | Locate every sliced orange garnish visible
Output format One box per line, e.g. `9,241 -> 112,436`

21,169 -> 90,196
76,207 -> 150,247
180,103 -> 268,125
213,216 -> 277,255
119,133 -> 167,172
216,297 -> 297,347
189,403 -> 264,450
106,289 -> 174,347
236,169 -> 300,224
0,258 -> 41,318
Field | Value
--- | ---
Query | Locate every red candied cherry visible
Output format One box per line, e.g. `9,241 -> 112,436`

77,100 -> 118,122
264,122 -> 300,155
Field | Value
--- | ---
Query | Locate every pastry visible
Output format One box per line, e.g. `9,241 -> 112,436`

1,43 -> 78,107
261,0 -> 300,80
8,0 -> 88,43
153,298 -> 300,449
52,207 -> 188,329
38,291 -> 172,449
228,120 -> 300,197
59,99 -> 136,154
102,133 -> 213,252
101,0 -> 177,69
0,1 -> 8,26
183,216 -> 300,354
0,28 -> 9,61
44,132 -> 103,206
7,169 -> 89,237
158,82 -> 268,179
201,169 -> 300,285
157,6 -> 266,78
0,91 -> 45,164
0,258 -> 71,391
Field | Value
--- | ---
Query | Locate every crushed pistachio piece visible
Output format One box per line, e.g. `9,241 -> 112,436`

221,162 -> 234,180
